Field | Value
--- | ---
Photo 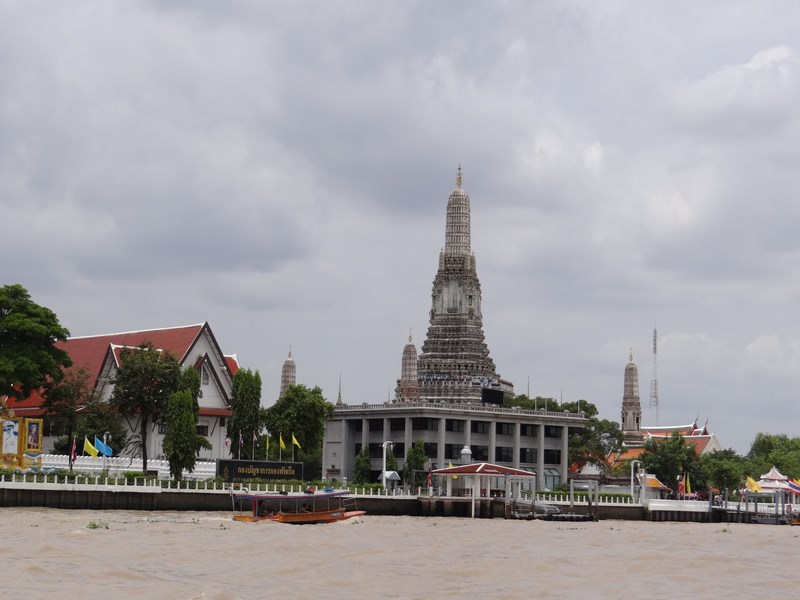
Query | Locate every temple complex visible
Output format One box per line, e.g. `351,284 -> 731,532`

416,167 -> 512,403
322,169 -> 585,488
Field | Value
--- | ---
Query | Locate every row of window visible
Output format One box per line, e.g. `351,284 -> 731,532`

357,419 -> 563,438
356,442 -> 561,465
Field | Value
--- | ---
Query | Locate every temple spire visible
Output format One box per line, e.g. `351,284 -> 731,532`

456,164 -> 462,188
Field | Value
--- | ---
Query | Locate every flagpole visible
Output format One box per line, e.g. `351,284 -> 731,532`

292,432 -> 294,463
279,433 -> 282,462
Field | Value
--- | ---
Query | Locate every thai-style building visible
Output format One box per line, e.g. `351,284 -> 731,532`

6,322 -> 237,460
323,169 -> 586,488
621,351 -> 643,447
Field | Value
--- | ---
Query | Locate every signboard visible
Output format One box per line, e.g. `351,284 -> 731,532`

217,459 -> 303,482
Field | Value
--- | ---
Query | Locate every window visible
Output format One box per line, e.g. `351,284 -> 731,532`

368,443 -> 383,459
520,447 -> 537,464
201,365 -> 209,385
543,449 -> 561,464
390,418 -> 405,432
444,443 -> 461,460
495,446 -> 513,462
423,442 -> 438,458
445,419 -> 465,433
544,426 -> 561,438
355,443 -> 362,455
412,418 -> 439,431
219,417 -> 226,427
471,421 -> 489,435
392,442 -> 405,458
472,445 -> 489,461
369,420 -> 383,432
544,467 -> 561,490
196,424 -> 209,436
158,423 -> 166,434
521,424 -> 537,437
496,422 -> 514,436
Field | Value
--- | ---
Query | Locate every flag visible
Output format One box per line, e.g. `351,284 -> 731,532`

789,479 -> 800,495
70,436 -> 77,462
685,473 -> 691,495
238,430 -> 243,448
449,461 -> 457,480
94,437 -> 113,457
745,476 -> 762,492
252,431 -> 259,447
279,434 -> 286,450
291,433 -> 301,449
678,474 -> 685,494
426,464 -> 432,488
83,436 -> 99,458
225,437 -> 231,448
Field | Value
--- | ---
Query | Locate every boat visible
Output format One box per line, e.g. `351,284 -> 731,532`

232,488 -> 365,524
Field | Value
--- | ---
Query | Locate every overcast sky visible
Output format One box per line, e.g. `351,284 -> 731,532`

3,1 -> 799,454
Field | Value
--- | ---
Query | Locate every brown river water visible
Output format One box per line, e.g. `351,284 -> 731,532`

1,508 -> 797,599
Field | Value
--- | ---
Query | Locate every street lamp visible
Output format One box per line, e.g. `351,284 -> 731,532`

630,460 -> 640,501
381,441 -> 393,489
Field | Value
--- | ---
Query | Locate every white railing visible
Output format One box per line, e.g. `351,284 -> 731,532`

31,454 -> 217,480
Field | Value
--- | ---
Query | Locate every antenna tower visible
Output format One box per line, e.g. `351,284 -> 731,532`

649,328 -> 659,425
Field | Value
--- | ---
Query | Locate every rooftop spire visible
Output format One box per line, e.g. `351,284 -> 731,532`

456,164 -> 462,188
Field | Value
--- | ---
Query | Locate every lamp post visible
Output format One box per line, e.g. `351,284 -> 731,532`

381,441 -> 393,489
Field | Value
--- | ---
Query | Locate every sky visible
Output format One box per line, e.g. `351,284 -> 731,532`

2,1 -> 799,454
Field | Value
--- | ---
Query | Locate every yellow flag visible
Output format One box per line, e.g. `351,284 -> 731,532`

685,473 -> 691,494
83,436 -> 99,458
449,461 -> 457,480
746,476 -> 762,492
279,434 -> 286,449
292,434 -> 301,449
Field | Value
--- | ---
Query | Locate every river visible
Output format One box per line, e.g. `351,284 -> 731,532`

2,508 -> 795,599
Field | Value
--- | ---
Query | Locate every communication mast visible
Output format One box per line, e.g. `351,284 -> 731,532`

649,328 -> 659,425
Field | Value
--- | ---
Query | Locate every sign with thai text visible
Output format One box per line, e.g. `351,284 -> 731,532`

217,459 -> 303,482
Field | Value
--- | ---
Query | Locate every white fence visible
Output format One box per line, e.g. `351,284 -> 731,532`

33,454 -> 217,480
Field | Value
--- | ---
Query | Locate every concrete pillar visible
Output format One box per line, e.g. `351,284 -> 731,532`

513,422 -> 521,469
537,423 -> 545,490
438,417 -> 446,469
361,418 -> 369,455
489,420 -> 497,463
341,418 -> 350,480
464,418 -> 472,448
404,417 -> 412,458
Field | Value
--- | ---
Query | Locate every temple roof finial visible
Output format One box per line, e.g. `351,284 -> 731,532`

629,348 -> 633,362
456,164 -> 462,188
408,327 -> 413,343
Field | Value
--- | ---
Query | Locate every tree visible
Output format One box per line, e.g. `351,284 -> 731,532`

227,368 -> 262,460
746,433 -> 800,479
503,394 -> 561,411
695,449 -> 745,493
352,446 -> 372,485
41,368 -> 96,470
266,384 -> 333,479
162,388 -> 212,480
0,284 -> 72,400
639,432 -> 698,492
568,417 -> 623,471
402,439 -> 428,489
110,343 -> 181,474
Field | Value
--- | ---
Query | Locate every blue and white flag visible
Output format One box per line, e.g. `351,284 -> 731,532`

94,437 -> 113,457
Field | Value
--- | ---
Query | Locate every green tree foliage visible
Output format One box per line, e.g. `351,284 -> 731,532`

0,284 -> 72,400
503,394 -> 561,411
694,449 -> 745,492
352,445 -> 372,484
639,432 -> 698,491
110,343 -> 181,473
402,439 -> 428,489
227,368 -> 262,460
386,446 -> 399,473
266,384 -> 333,479
162,388 -> 212,480
746,433 -> 800,480
179,366 -> 202,411
42,368 -> 95,470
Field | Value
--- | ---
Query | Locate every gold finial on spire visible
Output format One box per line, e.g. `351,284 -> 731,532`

408,327 -> 413,343
629,348 -> 633,362
456,164 -> 462,188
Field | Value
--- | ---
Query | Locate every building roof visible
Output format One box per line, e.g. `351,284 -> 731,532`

62,323 -> 207,386
432,462 -> 535,477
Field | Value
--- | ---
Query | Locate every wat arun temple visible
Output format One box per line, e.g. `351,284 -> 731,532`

397,167 -> 513,404
323,168 -> 584,488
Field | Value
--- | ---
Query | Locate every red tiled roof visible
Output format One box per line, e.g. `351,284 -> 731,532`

432,462 -> 536,477
199,408 -> 233,417
225,355 -> 240,376
61,323 -> 206,386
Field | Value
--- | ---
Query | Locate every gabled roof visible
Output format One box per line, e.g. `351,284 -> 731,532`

432,462 -> 535,477
62,323 -> 207,386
